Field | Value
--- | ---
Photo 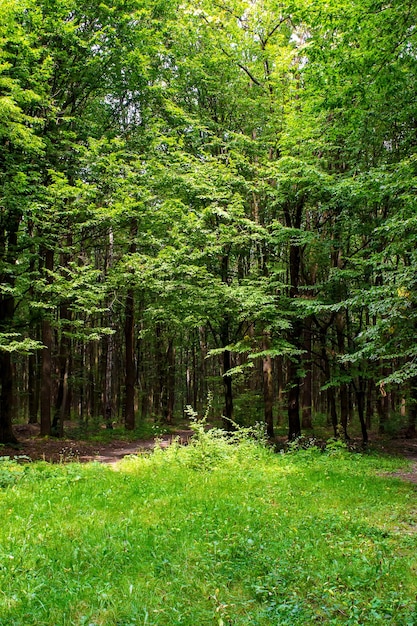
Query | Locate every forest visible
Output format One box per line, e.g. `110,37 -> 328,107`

1,0 -> 417,444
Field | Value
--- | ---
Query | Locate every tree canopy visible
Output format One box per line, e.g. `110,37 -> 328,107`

1,0 -> 416,442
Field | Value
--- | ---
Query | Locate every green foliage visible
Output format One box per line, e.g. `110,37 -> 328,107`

157,399 -> 272,471
0,334 -> 42,354
285,435 -> 352,458
2,0 -> 417,439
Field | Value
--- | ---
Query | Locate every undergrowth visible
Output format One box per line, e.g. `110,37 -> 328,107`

65,419 -> 170,443
155,402 -> 272,470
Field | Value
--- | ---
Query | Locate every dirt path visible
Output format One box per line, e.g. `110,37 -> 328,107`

3,425 -> 417,482
381,439 -> 417,484
389,462 -> 417,484
1,425 -> 193,464
80,430 -> 193,465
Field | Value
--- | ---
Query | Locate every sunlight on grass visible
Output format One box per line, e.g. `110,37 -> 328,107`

0,438 -> 416,625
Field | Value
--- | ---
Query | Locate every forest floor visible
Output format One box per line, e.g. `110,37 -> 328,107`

1,422 -> 195,465
377,436 -> 417,483
2,422 -> 417,482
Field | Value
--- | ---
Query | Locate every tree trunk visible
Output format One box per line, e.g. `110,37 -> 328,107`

222,347 -> 234,430
220,318 -> 234,430
192,343 -> 198,410
406,377 -> 417,438
27,233 -> 39,425
52,354 -> 67,437
125,220 -> 137,430
164,339 -> 175,423
356,377 -> 369,444
0,352 -> 18,444
40,248 -> 54,437
366,381 -> 373,429
320,326 -> 338,437
285,202 -> 302,440
88,341 -> 98,421
124,286 -> 135,430
104,333 -> 114,429
199,326 -> 207,409
155,323 -> 164,419
40,317 -> 53,436
376,368 -> 389,434
0,215 -> 19,443
339,385 -> 349,439
52,304 -> 70,437
263,332 -> 274,437
220,252 -> 234,431
103,229 -> 114,429
301,317 -> 313,429
335,310 -> 350,438
288,357 -> 301,440
286,315 -> 302,439
28,348 -> 40,424
276,356 -> 284,425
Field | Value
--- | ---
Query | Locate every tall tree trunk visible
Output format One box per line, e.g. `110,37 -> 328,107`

27,227 -> 39,425
52,304 -> 70,437
156,332 -> 176,425
0,216 -> 19,443
76,340 -> 86,423
137,303 -> 149,420
366,380 -> 373,429
52,353 -> 67,437
199,326 -> 207,409
0,352 -> 17,444
336,311 -> 349,438
124,286 -> 135,430
263,331 -> 274,437
301,317 -> 313,429
40,248 -> 54,437
287,248 -> 302,439
104,332 -> 114,429
287,356 -> 301,439
328,388 -> 338,438
339,385 -> 349,438
164,338 -> 175,424
276,356 -> 284,425
220,252 -> 234,431
28,346 -> 40,424
155,322 -> 164,419
52,234 -> 73,436
222,345 -> 234,430
285,202 -> 302,440
320,326 -> 338,437
103,229 -> 114,429
125,221 -> 137,430
406,377 -> 417,438
356,377 -> 369,444
40,317 -> 53,436
220,319 -> 234,431
185,349 -> 192,406
88,341 -> 98,421
376,367 -> 390,434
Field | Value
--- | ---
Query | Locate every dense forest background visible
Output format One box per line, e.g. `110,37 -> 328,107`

1,0 -> 417,444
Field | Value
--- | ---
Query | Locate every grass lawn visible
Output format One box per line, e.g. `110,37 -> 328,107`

0,431 -> 416,625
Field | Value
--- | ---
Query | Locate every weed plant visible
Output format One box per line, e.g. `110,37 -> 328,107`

0,424 -> 416,625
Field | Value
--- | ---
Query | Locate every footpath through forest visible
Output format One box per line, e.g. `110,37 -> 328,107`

2,423 -> 194,465
2,423 -> 417,483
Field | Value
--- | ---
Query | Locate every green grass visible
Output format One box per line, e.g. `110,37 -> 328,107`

0,432 -> 416,625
